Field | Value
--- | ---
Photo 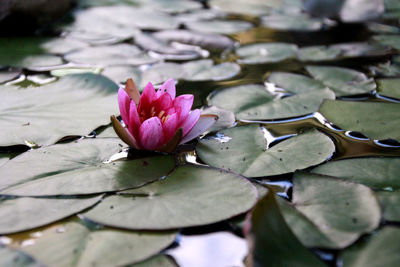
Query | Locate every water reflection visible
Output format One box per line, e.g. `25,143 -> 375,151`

166,232 -> 247,267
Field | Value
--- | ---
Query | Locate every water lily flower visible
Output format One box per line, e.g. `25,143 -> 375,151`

111,78 -> 218,152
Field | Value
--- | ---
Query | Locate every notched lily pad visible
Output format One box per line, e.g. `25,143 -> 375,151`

319,100 -> 400,140
21,222 -> 177,267
196,125 -> 335,177
236,43 -> 298,64
0,73 -> 119,147
0,195 -> 102,234
84,165 -> 258,230
0,138 -> 175,196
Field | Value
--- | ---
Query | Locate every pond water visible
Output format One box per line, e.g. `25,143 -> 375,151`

1,0 -> 400,266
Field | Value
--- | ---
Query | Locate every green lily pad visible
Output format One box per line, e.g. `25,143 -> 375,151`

208,0 -> 279,16
369,61 -> 400,77
182,60 -> 240,81
201,106 -> 235,132
208,83 -> 335,120
102,65 -> 142,85
267,72 -> 326,94
260,14 -> 328,31
21,222 -> 177,267
50,67 -> 102,77
65,44 -> 158,67
137,0 -> 202,13
306,66 -> 376,96
377,78 -> 400,99
319,100 -> 400,140
292,172 -> 381,248
377,191 -> 400,222
196,126 -> 335,177
236,43 -> 298,64
373,34 -> 400,50
0,73 -> 119,147
0,138 -> 175,196
338,227 -> 400,266
248,190 -> 325,266
0,68 -> 21,84
311,157 -> 400,190
129,255 -> 177,267
184,20 -> 253,34
0,195 -> 102,234
84,165 -> 257,229
297,46 -> 342,62
0,247 -> 40,267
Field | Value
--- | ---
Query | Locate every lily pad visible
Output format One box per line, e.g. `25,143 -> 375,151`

311,157 -> 400,190
129,255 -> 177,267
248,190 -> 325,266
297,46 -> 342,62
137,0 -> 202,13
0,247 -> 40,267
65,44 -> 158,67
0,195 -> 102,234
306,66 -> 376,96
184,20 -> 253,34
102,65 -> 142,85
267,72 -> 326,94
208,83 -> 335,120
260,14 -> 329,31
292,172 -> 381,248
319,100 -> 400,140
208,0 -> 278,16
0,73 -> 119,147
340,0 -> 384,22
50,67 -> 102,77
196,125 -> 335,177
377,191 -> 400,222
0,138 -> 175,196
182,60 -> 240,81
373,34 -> 400,50
21,222 -> 177,267
377,78 -> 400,99
201,106 -> 235,132
338,227 -> 400,266
236,43 -> 298,64
84,165 -> 257,229
369,61 -> 400,77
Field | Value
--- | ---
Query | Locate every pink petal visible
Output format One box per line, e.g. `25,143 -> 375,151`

180,114 -> 218,144
157,78 -> 176,99
162,113 -> 179,142
154,92 -> 173,112
118,88 -> 131,126
173,94 -> 194,124
139,117 -> 164,150
128,101 -> 141,140
138,82 -> 156,112
180,109 -> 201,137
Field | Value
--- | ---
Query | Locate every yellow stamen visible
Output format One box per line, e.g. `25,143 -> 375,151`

150,106 -> 156,117
158,110 -> 165,118
162,115 -> 170,124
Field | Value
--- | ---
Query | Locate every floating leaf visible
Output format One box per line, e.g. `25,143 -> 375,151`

0,247 -> 40,267
373,34 -> 400,50
50,67 -> 102,77
306,66 -> 376,96
0,138 -> 175,196
311,157 -> 400,190
208,83 -> 334,119
0,68 -> 21,84
137,0 -> 202,13
201,106 -> 235,132
84,165 -> 257,229
102,65 -> 142,85
129,255 -> 177,267
248,190 -> 325,266
292,172 -> 381,248
319,100 -> 400,140
369,61 -> 400,77
236,43 -> 298,64
21,222 -> 177,267
184,20 -> 253,34
338,227 -> 400,266
377,191 -> 400,222
0,74 -> 119,147
340,0 -> 384,22
65,44 -> 158,66
377,78 -> 400,99
0,195 -> 102,234
267,72 -> 326,94
182,60 -> 240,81
208,0 -> 278,16
196,126 -> 335,177
260,14 -> 329,31
297,46 -> 341,62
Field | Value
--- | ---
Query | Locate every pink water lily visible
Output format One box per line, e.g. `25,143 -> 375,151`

111,78 -> 218,152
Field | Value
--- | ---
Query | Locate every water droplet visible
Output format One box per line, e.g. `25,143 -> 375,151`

21,239 -> 35,247
212,133 -> 232,143
56,227 -> 66,233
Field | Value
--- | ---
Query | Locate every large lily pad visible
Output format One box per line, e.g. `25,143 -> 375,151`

137,0 -> 202,13
267,72 -> 326,94
377,191 -> 400,222
21,222 -> 177,267
208,83 -> 335,119
208,0 -> 279,16
260,14 -> 329,31
0,73 -> 119,147
196,125 -> 335,177
306,66 -> 376,96
0,138 -> 175,196
236,43 -> 298,64
311,157 -> 400,190
373,34 -> 400,50
319,100 -> 400,140
130,255 -> 177,267
0,247 -> 40,267
248,190 -> 325,266
292,172 -> 381,248
65,44 -> 158,66
377,78 -> 400,99
338,227 -> 400,267
184,20 -> 253,34
0,196 -> 102,234
84,165 -> 257,229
